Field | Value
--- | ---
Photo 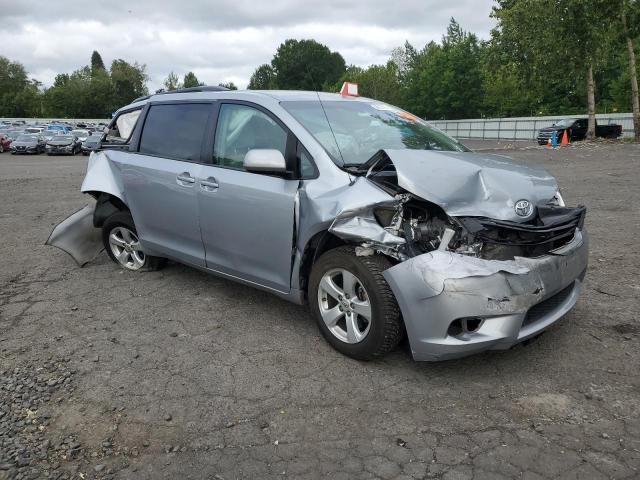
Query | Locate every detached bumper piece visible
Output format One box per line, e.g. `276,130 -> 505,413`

383,229 -> 588,361
45,204 -> 104,266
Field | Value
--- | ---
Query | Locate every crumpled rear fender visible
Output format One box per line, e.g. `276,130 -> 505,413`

80,151 -> 126,204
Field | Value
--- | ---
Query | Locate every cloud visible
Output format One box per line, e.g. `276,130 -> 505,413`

0,0 -> 496,90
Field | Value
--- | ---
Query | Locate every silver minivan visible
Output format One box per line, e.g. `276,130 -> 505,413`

49,87 -> 588,361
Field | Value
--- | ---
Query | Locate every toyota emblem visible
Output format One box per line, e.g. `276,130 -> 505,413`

515,199 -> 533,217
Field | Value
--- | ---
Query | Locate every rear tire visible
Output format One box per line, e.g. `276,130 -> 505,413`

102,211 -> 165,271
308,246 -> 403,360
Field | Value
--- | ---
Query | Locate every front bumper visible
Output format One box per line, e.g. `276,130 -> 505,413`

47,147 -> 73,155
12,147 -> 37,154
383,229 -> 588,361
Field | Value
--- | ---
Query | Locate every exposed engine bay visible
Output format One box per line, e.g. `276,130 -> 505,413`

339,150 -> 586,263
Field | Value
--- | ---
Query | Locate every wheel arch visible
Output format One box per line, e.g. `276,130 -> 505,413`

298,230 -> 348,301
88,191 -> 130,228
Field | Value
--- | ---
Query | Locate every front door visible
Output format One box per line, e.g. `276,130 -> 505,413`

197,102 -> 298,293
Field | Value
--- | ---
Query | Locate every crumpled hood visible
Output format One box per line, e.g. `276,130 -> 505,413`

381,149 -> 558,221
48,140 -> 73,146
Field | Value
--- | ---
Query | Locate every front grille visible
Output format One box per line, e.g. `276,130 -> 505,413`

522,283 -> 575,327
459,206 -> 585,259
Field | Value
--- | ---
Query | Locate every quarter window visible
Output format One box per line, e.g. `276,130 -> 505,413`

106,109 -> 142,145
139,103 -> 210,161
213,104 -> 287,169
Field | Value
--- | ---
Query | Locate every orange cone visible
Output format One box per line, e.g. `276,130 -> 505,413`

560,129 -> 570,145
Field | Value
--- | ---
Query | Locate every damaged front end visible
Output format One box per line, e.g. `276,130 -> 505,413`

328,149 -> 589,361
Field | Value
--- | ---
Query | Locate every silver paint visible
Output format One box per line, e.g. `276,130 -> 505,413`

47,90 -> 589,361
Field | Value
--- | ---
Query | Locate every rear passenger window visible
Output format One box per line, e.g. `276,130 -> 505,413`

213,104 -> 287,169
139,103 -> 210,161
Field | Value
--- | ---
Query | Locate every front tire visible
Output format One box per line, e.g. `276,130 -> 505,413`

308,246 -> 403,360
102,212 -> 165,271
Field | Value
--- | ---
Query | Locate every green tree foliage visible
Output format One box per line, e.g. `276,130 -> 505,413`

163,71 -> 181,91
0,56 -> 42,116
271,39 -> 346,90
110,59 -> 148,108
405,19 -> 484,119
91,50 -> 105,74
183,71 -> 202,88
248,64 -> 276,89
334,62 -> 404,106
218,82 -> 238,90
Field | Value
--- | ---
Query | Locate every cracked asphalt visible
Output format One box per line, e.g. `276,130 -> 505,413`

1,140 -> 639,480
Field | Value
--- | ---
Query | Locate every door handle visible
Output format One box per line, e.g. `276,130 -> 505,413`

176,172 -> 195,185
200,177 -> 219,191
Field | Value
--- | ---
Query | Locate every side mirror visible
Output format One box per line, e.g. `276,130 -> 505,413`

243,149 -> 287,174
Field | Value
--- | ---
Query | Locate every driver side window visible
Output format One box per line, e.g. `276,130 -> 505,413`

213,104 -> 287,169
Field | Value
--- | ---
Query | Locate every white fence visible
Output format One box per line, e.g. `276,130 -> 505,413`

429,113 -> 635,140
1,118 -> 110,124
2,113 -> 636,141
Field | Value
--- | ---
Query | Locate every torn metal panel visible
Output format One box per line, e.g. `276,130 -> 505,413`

381,149 -> 559,221
80,150 -> 126,203
386,250 -> 530,298
45,204 -> 103,266
296,175 -> 399,249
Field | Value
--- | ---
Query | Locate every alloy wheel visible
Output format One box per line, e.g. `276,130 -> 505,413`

317,268 -> 372,344
108,226 -> 146,270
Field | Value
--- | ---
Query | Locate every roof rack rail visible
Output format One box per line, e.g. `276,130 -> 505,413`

131,85 -> 230,104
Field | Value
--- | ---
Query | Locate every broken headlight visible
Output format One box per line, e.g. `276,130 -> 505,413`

548,190 -> 565,207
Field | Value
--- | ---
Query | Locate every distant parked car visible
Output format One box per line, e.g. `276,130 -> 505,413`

81,134 -> 102,155
537,118 -> 622,145
46,134 -> 81,155
71,129 -> 90,142
47,124 -> 70,134
6,129 -> 24,141
25,127 -> 44,135
10,134 -> 45,154
0,134 -> 12,153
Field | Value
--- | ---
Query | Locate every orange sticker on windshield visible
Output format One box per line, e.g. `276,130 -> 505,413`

397,111 -> 418,122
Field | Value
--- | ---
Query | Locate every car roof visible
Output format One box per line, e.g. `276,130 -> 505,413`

121,89 -> 377,113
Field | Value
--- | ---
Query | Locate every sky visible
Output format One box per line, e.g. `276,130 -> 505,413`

0,0 -> 497,91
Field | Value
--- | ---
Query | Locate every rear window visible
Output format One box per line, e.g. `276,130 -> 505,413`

139,103 -> 210,162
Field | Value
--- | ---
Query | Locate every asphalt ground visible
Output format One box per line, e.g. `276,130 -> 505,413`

1,140 -> 639,480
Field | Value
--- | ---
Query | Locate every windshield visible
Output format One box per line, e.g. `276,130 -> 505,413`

53,136 -> 73,141
16,135 -> 35,142
72,130 -> 88,136
555,119 -> 575,128
281,99 -> 467,166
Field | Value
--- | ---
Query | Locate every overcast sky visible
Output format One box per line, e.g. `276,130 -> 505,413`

0,0 -> 496,91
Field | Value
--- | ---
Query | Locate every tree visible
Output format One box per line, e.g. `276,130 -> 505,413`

491,0 -> 615,137
163,71 -> 181,91
621,0 -> 640,138
335,62 -> 405,107
248,64 -> 276,89
405,19 -> 484,119
91,51 -> 106,74
183,71 -> 202,88
111,59 -> 148,108
271,39 -> 346,91
0,57 -> 45,117
218,82 -> 238,90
